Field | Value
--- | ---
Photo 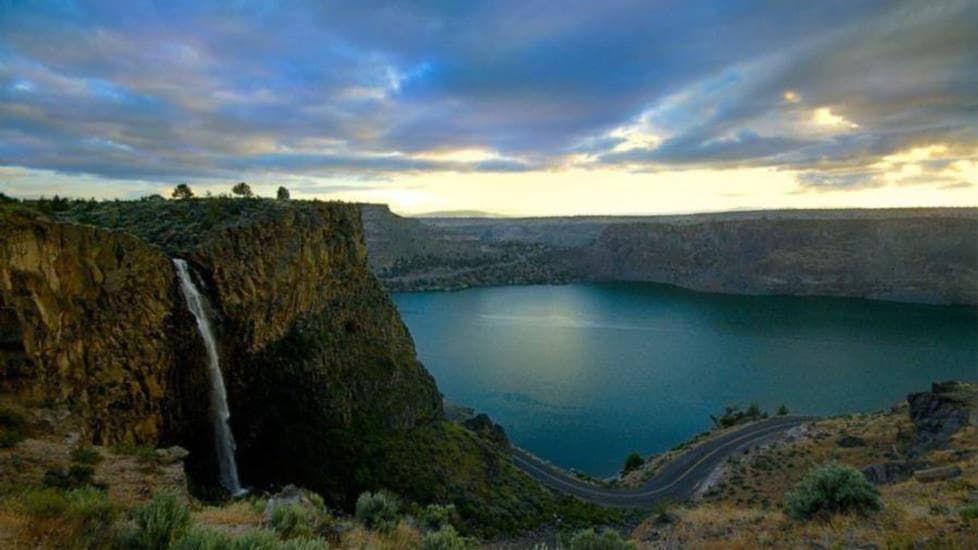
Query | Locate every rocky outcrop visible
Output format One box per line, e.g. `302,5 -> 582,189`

1,200 -> 444,504
907,381 -> 977,455
0,210 -> 203,445
582,216 -> 978,304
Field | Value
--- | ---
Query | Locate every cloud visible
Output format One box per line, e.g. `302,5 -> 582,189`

0,0 -> 974,194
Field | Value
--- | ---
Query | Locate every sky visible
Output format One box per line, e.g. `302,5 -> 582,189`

1,1 -> 976,216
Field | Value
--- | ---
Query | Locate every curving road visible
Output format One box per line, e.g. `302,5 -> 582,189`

512,416 -> 813,507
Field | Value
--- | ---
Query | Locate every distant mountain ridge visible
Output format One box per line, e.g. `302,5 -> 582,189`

362,206 -> 978,304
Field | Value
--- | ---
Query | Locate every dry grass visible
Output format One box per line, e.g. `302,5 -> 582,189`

631,407 -> 978,549
341,519 -> 423,549
195,499 -> 264,536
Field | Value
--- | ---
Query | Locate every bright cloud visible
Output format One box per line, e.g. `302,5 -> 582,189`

0,0 -> 975,214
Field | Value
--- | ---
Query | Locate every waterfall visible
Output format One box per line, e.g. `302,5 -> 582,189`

173,259 -> 243,495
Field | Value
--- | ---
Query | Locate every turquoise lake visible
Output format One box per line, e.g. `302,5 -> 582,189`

393,283 -> 978,478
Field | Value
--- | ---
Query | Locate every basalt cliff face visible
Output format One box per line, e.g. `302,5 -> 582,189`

0,201 -> 444,503
362,207 -> 978,304
0,211 -> 202,445
583,216 -> 978,304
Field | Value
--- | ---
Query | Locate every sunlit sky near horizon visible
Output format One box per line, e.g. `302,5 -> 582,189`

1,1 -> 976,216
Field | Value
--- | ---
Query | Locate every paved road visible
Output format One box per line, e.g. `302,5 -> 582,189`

512,416 -> 813,507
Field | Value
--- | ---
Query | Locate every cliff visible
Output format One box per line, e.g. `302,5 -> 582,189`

582,216 -> 978,304
0,210 -> 202,445
361,204 -> 576,291
362,207 -> 978,304
1,199 -> 562,533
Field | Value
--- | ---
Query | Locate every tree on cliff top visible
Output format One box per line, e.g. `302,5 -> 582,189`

277,186 -> 290,200
232,182 -> 253,198
171,184 -> 194,200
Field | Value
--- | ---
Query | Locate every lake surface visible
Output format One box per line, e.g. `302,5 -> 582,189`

393,283 -> 977,478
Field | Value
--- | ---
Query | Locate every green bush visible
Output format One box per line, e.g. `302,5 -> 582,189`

71,444 -> 102,464
69,464 -> 96,485
17,487 -> 118,549
64,486 -> 119,547
568,528 -> 636,550
0,406 -> 29,448
621,452 -> 644,474
710,403 -> 768,428
355,490 -> 400,533
129,490 -> 192,549
777,404 -> 789,416
20,487 -> 70,518
269,503 -> 316,540
418,503 -> 458,532
960,503 -> 978,523
278,537 -> 330,550
785,463 -> 882,520
422,524 -> 467,550
228,528 -> 280,550
170,527 -> 232,550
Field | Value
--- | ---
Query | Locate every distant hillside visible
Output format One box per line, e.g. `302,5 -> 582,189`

411,209 -> 506,218
363,206 -> 978,304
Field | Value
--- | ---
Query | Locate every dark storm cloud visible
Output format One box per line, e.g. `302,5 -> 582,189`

0,0 -> 975,187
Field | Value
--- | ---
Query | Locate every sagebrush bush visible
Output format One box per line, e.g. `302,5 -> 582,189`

959,503 -> 978,523
418,503 -> 458,532
785,463 -> 882,520
16,486 -> 118,549
0,406 -> 29,448
129,490 -> 192,549
621,452 -> 644,474
269,503 -> 316,540
568,528 -> 636,550
71,444 -> 102,464
355,490 -> 400,533
421,524 -> 467,550
170,527 -> 232,550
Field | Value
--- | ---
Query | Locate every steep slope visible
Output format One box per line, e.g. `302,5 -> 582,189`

583,216 -> 978,304
0,198 -> 578,535
0,209 -> 205,445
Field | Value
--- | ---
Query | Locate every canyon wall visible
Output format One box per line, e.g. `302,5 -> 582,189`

583,216 -> 978,304
0,201 -> 443,501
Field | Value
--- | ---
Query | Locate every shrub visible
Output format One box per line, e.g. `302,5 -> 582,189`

960,503 -> 978,523
785,463 -> 882,520
69,464 -> 96,485
421,524 -> 467,550
172,184 -> 195,200
279,537 -> 330,550
621,452 -> 644,474
64,486 -> 118,547
20,487 -> 70,518
43,468 -> 72,488
129,490 -> 192,549
229,528 -> 279,550
71,444 -> 102,464
568,528 -> 636,550
17,487 -> 118,549
232,182 -> 254,198
709,403 -> 768,428
418,503 -> 458,532
0,406 -> 29,448
170,527 -> 232,550
269,503 -> 316,540
777,404 -> 789,416
355,490 -> 400,533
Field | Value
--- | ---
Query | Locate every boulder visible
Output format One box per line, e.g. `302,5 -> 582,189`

155,445 -> 190,465
913,465 -> 962,483
906,381 -> 977,456
862,461 -> 930,484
